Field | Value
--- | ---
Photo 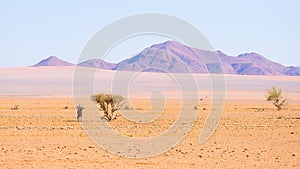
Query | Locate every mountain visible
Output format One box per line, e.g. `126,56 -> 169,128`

32,56 -> 115,69
31,42 -> 300,76
115,41 -> 253,74
283,66 -> 300,76
114,41 -> 300,76
218,52 -> 284,75
32,56 -> 74,67
77,59 -> 116,70
115,41 -> 206,73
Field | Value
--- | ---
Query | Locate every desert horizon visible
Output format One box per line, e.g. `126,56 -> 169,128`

1,66 -> 299,101
0,65 -> 299,168
1,2 -> 300,168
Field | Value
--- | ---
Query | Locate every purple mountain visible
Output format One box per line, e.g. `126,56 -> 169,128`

32,56 -> 74,67
32,56 -> 116,70
31,41 -> 300,76
115,41 -> 239,73
114,41 -> 300,76
77,59 -> 116,70
115,41 -> 209,73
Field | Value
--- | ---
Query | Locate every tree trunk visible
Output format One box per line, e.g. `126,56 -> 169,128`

104,111 -> 112,121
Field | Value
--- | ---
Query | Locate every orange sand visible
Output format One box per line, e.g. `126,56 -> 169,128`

0,97 -> 299,168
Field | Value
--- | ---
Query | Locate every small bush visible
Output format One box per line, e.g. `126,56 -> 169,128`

91,93 -> 125,122
124,105 -> 133,110
266,86 -> 288,111
11,104 -> 19,110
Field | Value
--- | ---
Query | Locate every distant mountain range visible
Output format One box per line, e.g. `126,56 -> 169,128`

32,41 -> 300,76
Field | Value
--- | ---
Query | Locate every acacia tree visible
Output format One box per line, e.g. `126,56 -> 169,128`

266,86 -> 287,111
91,94 -> 125,121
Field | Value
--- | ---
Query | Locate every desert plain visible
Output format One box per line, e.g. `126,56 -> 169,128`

0,66 -> 299,168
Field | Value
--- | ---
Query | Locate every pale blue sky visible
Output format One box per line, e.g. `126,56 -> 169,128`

1,0 -> 299,67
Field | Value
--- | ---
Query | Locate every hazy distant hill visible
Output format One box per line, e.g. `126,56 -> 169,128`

77,59 -> 116,70
114,41 -> 300,76
217,51 -> 285,75
32,56 -> 115,70
32,56 -> 74,67
31,41 -> 300,76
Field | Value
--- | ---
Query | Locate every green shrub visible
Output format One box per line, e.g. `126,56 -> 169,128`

266,86 -> 287,111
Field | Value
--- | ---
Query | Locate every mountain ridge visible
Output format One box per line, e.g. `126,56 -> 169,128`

31,41 -> 300,76
77,59 -> 116,70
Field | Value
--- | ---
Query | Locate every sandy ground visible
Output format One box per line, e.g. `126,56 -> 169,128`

0,97 -> 299,168
0,67 -> 299,168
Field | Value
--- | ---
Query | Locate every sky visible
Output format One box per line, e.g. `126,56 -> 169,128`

0,0 -> 299,67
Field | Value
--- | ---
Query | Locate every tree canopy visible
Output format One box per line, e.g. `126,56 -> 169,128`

91,93 -> 125,121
